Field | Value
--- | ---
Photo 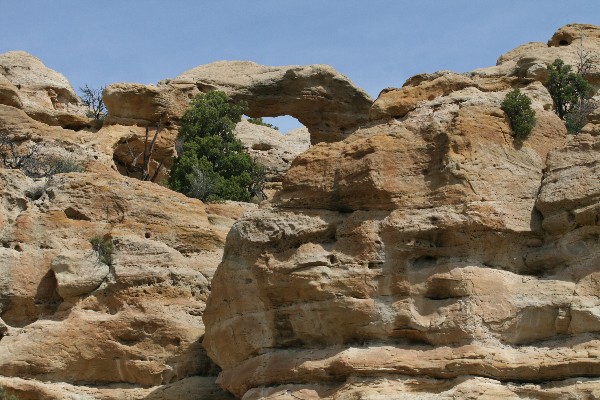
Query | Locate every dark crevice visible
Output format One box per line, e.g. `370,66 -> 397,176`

64,207 -> 91,221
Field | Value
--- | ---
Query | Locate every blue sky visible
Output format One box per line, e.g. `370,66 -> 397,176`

1,1 -> 600,132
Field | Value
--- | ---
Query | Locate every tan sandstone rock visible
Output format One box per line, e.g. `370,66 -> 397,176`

203,24 -> 600,399
104,61 -> 372,144
3,22 -> 600,400
103,82 -> 195,126
235,120 -> 310,182
51,251 -> 110,299
0,74 -> 22,109
0,168 -> 252,398
174,61 -> 373,143
0,51 -> 89,128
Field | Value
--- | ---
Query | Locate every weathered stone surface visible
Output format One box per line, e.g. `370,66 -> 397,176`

498,23 -> 600,85
174,61 -> 372,143
244,377 -> 600,400
371,23 -> 600,122
105,61 -> 372,144
51,251 -> 110,298
203,24 -> 600,399
0,51 -> 89,128
0,375 -> 234,400
3,23 -> 600,400
0,49 -> 307,400
0,74 -> 22,109
103,82 -> 195,126
281,88 -> 564,224
0,168 -> 253,397
370,71 -> 476,120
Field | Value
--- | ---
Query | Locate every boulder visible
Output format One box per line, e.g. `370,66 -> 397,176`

51,251 -> 110,299
0,51 -> 89,128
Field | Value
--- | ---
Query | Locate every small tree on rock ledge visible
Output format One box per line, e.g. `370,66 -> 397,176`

168,91 -> 265,202
501,89 -> 536,140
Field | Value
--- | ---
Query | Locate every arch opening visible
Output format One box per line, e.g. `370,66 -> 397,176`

244,115 -> 305,135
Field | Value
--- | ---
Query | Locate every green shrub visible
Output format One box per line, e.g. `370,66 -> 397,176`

545,59 -> 593,120
168,91 -> 265,202
90,236 -> 113,265
46,154 -> 85,175
501,89 -> 536,140
0,386 -> 19,400
247,117 -> 279,130
0,133 -> 85,177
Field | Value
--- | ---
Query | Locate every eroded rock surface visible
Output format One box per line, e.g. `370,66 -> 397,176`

203,24 -> 600,399
0,168 -> 248,399
0,61 -> 258,397
0,51 -> 89,128
372,24 -> 600,122
104,61 -> 372,144
2,22 -> 600,400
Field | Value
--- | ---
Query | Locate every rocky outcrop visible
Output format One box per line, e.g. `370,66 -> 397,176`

0,75 -> 22,109
104,61 -> 372,144
0,51 -> 89,129
203,24 -> 600,399
372,24 -> 600,122
103,82 -> 196,126
2,22 -> 600,400
0,167 -> 251,398
0,52 -> 265,400
174,61 -> 372,143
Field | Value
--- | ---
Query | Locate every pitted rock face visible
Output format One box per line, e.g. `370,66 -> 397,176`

2,22 -> 600,400
203,24 -> 600,399
0,169 -> 247,399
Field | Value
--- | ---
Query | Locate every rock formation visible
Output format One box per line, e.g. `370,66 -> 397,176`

0,166 -> 249,399
0,51 -> 89,129
104,61 -> 372,144
1,23 -> 600,400
203,24 -> 600,398
0,53 -> 258,399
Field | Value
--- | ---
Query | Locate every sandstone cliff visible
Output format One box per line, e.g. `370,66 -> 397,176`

203,24 -> 600,399
0,23 -> 600,400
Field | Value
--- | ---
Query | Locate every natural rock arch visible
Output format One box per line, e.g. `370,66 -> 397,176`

104,61 -> 373,144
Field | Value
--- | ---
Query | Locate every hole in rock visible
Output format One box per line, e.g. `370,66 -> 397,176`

412,255 -> 438,268
252,142 -> 273,151
64,207 -> 91,221
244,115 -> 305,135
112,131 -> 173,182
424,278 -> 470,300
559,39 -> 570,46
